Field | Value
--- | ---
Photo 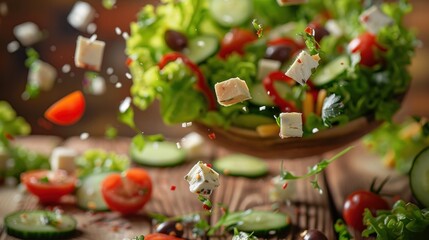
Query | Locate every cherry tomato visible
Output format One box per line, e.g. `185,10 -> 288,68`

44,91 -> 85,126
343,190 -> 389,232
144,233 -> 184,240
21,170 -> 76,203
348,32 -> 386,67
101,168 -> 152,215
219,28 -> 257,59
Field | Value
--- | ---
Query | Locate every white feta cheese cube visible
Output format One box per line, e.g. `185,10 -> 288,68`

285,50 -> 320,85
28,60 -> 57,91
325,19 -> 343,37
67,1 -> 96,31
269,175 -> 296,202
214,77 -> 251,106
50,147 -> 77,174
181,132 -> 207,159
184,161 -> 220,196
279,112 -> 303,138
276,0 -> 308,6
257,59 -> 281,80
360,5 -> 393,34
13,22 -> 42,46
74,36 -> 105,71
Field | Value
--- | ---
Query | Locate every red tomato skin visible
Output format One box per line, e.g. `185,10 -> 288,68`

101,168 -> 152,215
21,170 -> 76,203
219,28 -> 257,59
343,190 -> 390,232
348,32 -> 386,67
44,91 -> 85,126
144,233 -> 183,240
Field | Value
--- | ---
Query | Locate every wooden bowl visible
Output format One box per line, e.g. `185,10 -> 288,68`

194,116 -> 381,159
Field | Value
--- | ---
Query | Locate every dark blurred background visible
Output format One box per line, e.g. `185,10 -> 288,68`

0,0 -> 428,139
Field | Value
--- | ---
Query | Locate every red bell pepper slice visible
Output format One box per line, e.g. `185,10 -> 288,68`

263,71 -> 297,112
158,52 -> 217,110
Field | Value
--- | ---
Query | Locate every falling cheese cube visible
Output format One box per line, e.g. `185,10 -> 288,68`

359,5 -> 393,34
214,77 -> 251,106
184,161 -> 220,196
28,60 -> 57,91
74,36 -> 105,71
279,112 -> 303,138
276,0 -> 308,6
181,132 -> 207,159
257,59 -> 281,80
67,1 -> 96,31
13,22 -> 42,46
50,147 -> 77,174
285,50 -> 320,85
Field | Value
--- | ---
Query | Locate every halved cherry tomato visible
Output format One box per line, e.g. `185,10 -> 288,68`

158,53 -> 217,110
343,190 -> 389,232
21,170 -> 76,203
44,91 -> 85,126
263,71 -> 297,112
219,28 -> 257,59
144,233 -> 184,240
348,32 -> 386,67
101,168 -> 152,215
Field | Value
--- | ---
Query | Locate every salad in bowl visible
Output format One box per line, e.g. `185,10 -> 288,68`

126,0 -> 416,157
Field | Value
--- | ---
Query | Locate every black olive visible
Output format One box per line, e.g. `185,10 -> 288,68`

155,220 -> 184,238
302,229 -> 328,240
265,45 -> 293,63
308,22 -> 330,43
164,29 -> 188,51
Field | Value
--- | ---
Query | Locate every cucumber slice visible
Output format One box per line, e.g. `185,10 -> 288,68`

213,154 -> 268,178
231,114 -> 275,129
4,210 -> 77,239
225,210 -> 291,237
186,35 -> 219,64
313,55 -> 349,86
76,172 -> 113,211
250,83 -> 292,107
209,0 -> 253,27
131,141 -> 186,167
410,147 -> 429,208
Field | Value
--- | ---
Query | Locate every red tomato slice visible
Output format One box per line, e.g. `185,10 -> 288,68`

219,28 -> 257,59
348,32 -> 386,67
44,91 -> 85,126
21,170 -> 76,203
144,233 -> 184,240
101,168 -> 152,215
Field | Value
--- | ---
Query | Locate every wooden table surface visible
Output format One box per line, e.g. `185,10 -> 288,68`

0,135 -> 410,240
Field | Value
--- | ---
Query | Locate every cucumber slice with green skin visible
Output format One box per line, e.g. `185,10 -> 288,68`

213,154 -> 268,178
131,141 -> 186,167
186,35 -> 219,64
313,55 -> 349,86
209,0 -> 253,27
76,172 -> 113,211
231,114 -> 276,129
250,83 -> 292,107
225,210 -> 291,237
4,210 -> 77,239
410,146 -> 429,208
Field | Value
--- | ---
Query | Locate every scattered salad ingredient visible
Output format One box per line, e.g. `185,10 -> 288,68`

232,229 -> 258,240
180,132 -> 207,159
67,1 -> 96,32
155,220 -> 184,238
184,161 -> 220,196
347,32 -> 385,68
13,22 -> 42,46
285,50 -> 320,85
82,71 -> 106,95
49,147 -> 77,174
164,29 -> 188,51
334,219 -> 352,240
269,175 -> 296,202
252,19 -> 263,38
343,178 -> 390,232
362,200 -> 429,239
21,170 -> 77,203
212,154 -> 268,178
214,77 -> 252,106
223,210 -> 291,237
76,172 -> 112,211
101,168 -> 152,214
359,5 -> 393,35
102,0 -> 116,10
76,149 -> 129,178
74,35 -> 105,71
410,146 -> 429,208
301,229 -> 328,240
44,90 -> 85,126
104,125 -> 118,139
131,141 -> 185,167
279,112 -> 303,138
143,233 -> 184,240
364,117 -> 429,173
4,210 -> 77,240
